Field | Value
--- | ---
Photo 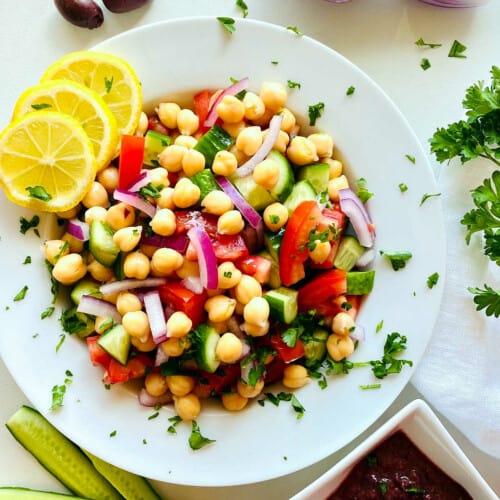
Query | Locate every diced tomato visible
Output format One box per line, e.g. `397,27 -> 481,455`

147,115 -> 169,135
104,354 -> 153,384
263,356 -> 287,384
345,295 -> 361,320
311,208 -> 348,270
234,255 -> 272,284
158,281 -> 207,327
193,90 -> 212,132
213,234 -> 248,261
270,334 -> 306,364
118,135 -> 145,190
279,200 -> 322,286
195,364 -> 241,397
86,336 -> 112,368
297,269 -> 347,313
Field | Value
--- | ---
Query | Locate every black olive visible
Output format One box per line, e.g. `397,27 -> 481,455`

103,0 -> 149,14
54,0 -> 104,29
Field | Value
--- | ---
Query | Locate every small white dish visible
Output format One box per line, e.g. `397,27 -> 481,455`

291,399 -> 498,499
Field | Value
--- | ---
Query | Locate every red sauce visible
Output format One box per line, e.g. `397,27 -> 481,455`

328,431 -> 472,499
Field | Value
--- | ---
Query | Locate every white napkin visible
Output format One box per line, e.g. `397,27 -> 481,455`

412,157 -> 500,459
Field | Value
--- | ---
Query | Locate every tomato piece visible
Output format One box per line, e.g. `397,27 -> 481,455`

193,89 -> 212,132
311,208 -> 348,270
147,115 -> 169,135
270,334 -> 306,364
279,200 -> 322,286
104,354 -> 153,384
86,336 -> 112,368
213,234 -> 249,261
158,281 -> 207,327
195,364 -> 241,397
297,268 -> 347,313
118,135 -> 145,190
264,356 -> 287,385
345,295 -> 361,319
234,255 -> 272,284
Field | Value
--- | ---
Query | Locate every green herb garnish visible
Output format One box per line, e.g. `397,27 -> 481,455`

217,17 -> 236,34
104,76 -> 114,93
235,0 -> 248,17
26,185 -> 52,201
468,284 -> 500,318
379,250 -> 413,271
405,154 -> 416,164
31,102 -> 53,110
287,80 -> 301,89
308,102 -> 325,126
399,183 -> 408,193
415,37 -> 442,49
448,39 -> 467,58
41,306 -> 55,319
420,58 -> 431,71
354,177 -> 374,203
189,421 -> 215,450
420,192 -> 442,206
346,85 -> 355,96
427,272 -> 439,289
50,384 -> 66,411
286,26 -> 303,36
13,285 -> 28,301
19,215 -> 40,235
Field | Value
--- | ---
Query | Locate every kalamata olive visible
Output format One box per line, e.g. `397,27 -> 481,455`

54,0 -> 104,29
103,0 -> 149,14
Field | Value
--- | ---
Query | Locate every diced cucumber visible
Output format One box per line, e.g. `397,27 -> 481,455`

229,173 -> 275,211
83,450 -> 161,500
259,250 -> 281,289
194,125 -> 234,167
267,150 -> 294,202
297,162 -> 330,195
284,179 -> 317,215
5,406 -> 121,500
191,169 -> 220,200
143,130 -> 172,167
264,287 -> 298,324
263,228 -> 284,262
346,270 -> 376,295
192,323 -> 220,373
113,251 -> 126,281
70,279 -> 102,306
0,487 -> 87,499
334,235 -> 365,271
303,328 -> 329,369
89,220 -> 120,268
97,324 -> 131,365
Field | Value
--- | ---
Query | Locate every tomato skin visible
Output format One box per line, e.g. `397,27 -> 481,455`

270,334 -> 306,363
234,255 -> 272,284
104,355 -> 153,384
310,208 -> 347,270
118,135 -> 145,190
158,281 -> 207,327
193,90 -> 212,132
87,336 -> 112,368
263,356 -> 287,384
147,115 -> 169,135
297,269 -> 347,313
279,201 -> 322,286
195,364 -> 241,397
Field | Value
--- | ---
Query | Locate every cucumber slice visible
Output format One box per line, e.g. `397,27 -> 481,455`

258,250 -> 281,289
264,287 -> 298,324
297,162 -> 330,195
113,251 -> 126,281
229,173 -> 275,211
89,220 -> 120,268
0,487 -> 87,499
263,228 -> 284,262
284,179 -> 317,215
191,169 -> 220,200
346,270 -> 376,295
83,450 -> 161,500
97,324 -> 131,365
5,406 -> 120,500
143,130 -> 172,167
194,125 -> 234,167
70,279 -> 102,306
192,323 -> 221,373
334,236 -> 365,271
303,328 -> 329,369
267,150 -> 294,202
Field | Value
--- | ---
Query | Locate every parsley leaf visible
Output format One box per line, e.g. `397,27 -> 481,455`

420,58 -> 431,71
189,421 -> 215,450
308,102 -> 325,126
468,284 -> 500,318
448,39 -> 467,58
399,183 -> 408,193
60,307 -> 88,335
420,192 -> 442,206
26,185 -> 52,201
104,76 -> 114,93
13,285 -> 28,301
217,17 -> 236,34
50,384 -> 66,411
405,154 -> 416,164
286,26 -> 303,36
346,85 -> 355,96
167,415 -> 182,434
23,256 -> 32,265
426,272 -> 439,289
354,177 -> 374,203
235,0 -> 248,17
379,250 -> 412,271
41,306 -> 55,319
370,332 -> 413,379
287,80 -> 301,89
258,392 -> 305,419
31,102 -> 53,110
415,37 -> 442,49
19,215 -> 40,235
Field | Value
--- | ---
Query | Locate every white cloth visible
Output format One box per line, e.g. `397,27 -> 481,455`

412,157 -> 500,458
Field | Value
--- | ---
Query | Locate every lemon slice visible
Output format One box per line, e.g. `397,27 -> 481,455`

12,80 -> 119,172
40,50 -> 143,138
0,111 -> 97,212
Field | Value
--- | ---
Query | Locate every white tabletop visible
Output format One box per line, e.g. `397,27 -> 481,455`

0,1 -> 499,498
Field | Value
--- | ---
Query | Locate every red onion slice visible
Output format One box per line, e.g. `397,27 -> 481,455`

100,277 -> 167,296
356,248 -> 376,269
127,170 -> 150,192
338,188 -> 375,248
181,276 -> 204,295
77,295 -> 122,323
235,114 -> 284,178
204,77 -> 250,128
187,226 -> 218,290
144,290 -> 167,344
113,189 -> 156,218
155,346 -> 170,366
350,323 -> 366,342
216,175 -> 262,229
138,388 -> 173,407
140,233 -> 189,253
67,218 -> 90,241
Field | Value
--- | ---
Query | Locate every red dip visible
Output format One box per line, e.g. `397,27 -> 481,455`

328,430 -> 472,499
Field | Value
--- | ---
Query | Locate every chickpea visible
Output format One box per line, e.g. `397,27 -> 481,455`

106,203 -> 135,231
216,332 -> 243,364
145,373 -> 168,397
157,102 -> 180,129
95,316 -> 114,335
204,295 -> 237,323
151,248 -> 184,276
309,240 -> 332,264
243,91 -> 265,121
327,333 -> 355,361
84,206 -> 107,225
242,320 -> 269,337
97,166 -> 119,193
116,292 -> 142,315
172,178 -> 200,208
156,186 -> 176,210
279,108 -> 296,134
177,109 -> 199,136
56,205 -> 80,219
217,262 -> 242,289
328,175 -> 349,202
308,133 -> 334,158
123,251 -> 150,279
81,181 -> 109,208
286,136 -> 319,166
250,107 -> 275,127
201,191 -> 234,216
131,333 -> 157,352
174,393 -> 201,421
263,202 -> 288,231
253,158 -> 280,190
221,392 -> 248,411
182,149 -> 206,177
208,320 -> 229,334
217,210 -> 245,235
332,312 -> 355,336
262,128 -> 289,154
44,239 -> 69,265
260,81 -> 288,111
166,375 -> 196,397
236,126 -> 263,156
122,310 -> 150,341
176,259 -> 200,280
237,379 -> 264,399
324,158 -> 343,179
150,208 -> 176,236
283,364 -> 309,389
222,120 -> 246,139
174,134 -> 197,149
87,259 -> 114,282
166,311 -> 192,338
243,297 -> 270,326
216,95 -> 245,123
52,253 -> 87,285
113,225 -> 142,252
234,275 -> 262,304
135,111 -> 148,136
61,232 -> 84,253
158,144 -> 187,173
228,144 -> 249,166
148,167 -> 170,188
160,337 -> 186,357
212,150 -> 238,177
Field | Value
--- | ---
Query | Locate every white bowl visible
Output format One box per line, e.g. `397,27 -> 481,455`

291,399 -> 497,499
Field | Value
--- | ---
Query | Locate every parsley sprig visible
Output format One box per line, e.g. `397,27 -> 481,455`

468,284 -> 500,318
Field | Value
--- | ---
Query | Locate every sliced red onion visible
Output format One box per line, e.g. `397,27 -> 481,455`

144,290 -> 167,344
67,218 -> 90,241
181,276 -> 204,295
187,226 -> 218,290
356,248 -> 376,269
113,189 -> 156,218
77,295 -> 122,323
140,233 -> 189,253
235,114 -> 283,178
99,277 -> 167,296
127,170 -> 150,192
350,323 -> 366,342
204,77 -> 250,128
216,175 -> 262,229
155,346 -> 170,367
138,388 -> 173,407
338,188 -> 375,248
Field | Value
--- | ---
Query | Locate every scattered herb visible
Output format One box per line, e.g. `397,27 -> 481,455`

139,183 -> 162,200
26,185 -> 52,201
235,0 -> 248,17
60,307 -> 88,335
427,272 -> 440,289
189,421 -> 215,450
110,430 -> 117,437
50,384 -> 66,411
271,61 -> 279,65
269,214 -> 280,224
354,177 -> 374,203
420,58 -> 431,71
341,301 -> 352,311
376,319 -> 384,333
55,334 -> 66,353
148,411 -> 160,420
468,285 -> 500,318
379,480 -> 389,495
379,250 -> 413,271
104,76 -> 114,93
286,26 -> 303,36
13,285 -> 28,301
405,154 -> 416,164
346,85 -> 355,96
23,255 -> 31,264
143,438 -> 147,445
308,102 -> 325,126
448,39 -> 467,58
217,17 -> 236,34
41,306 -> 55,319
370,332 -> 413,379
167,416 -> 182,434
360,383 -> 381,390
287,80 -> 301,89
415,37 -> 442,49
223,271 -> 233,278
420,192 -> 442,206
258,392 -> 305,419
32,333 -> 39,338
31,102 -> 53,110
19,215 -> 40,235
44,260 -> 60,304
399,183 -> 408,193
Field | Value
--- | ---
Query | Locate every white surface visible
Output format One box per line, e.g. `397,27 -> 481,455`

0,0 -> 499,498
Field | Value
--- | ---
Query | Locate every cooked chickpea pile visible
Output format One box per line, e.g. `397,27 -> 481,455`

45,80 -> 362,422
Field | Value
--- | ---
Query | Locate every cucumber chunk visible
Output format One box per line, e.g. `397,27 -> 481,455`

229,173 -> 275,211
263,228 -> 284,262
97,324 -> 131,365
259,250 -> 281,289
70,279 -> 102,306
334,235 -> 365,271
284,179 -> 317,215
0,487 -> 87,499
303,328 -> 329,369
89,220 -> 120,268
297,162 -> 330,195
191,169 -> 220,200
264,287 -> 298,324
5,406 -> 121,500
267,150 -> 294,202
192,323 -> 221,373
346,270 -> 376,295
143,130 -> 172,167
194,125 -> 234,167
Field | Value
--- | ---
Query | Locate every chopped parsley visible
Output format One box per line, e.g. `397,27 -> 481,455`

189,421 -> 215,450
346,85 -> 355,96
370,332 -> 413,379
354,177 -> 374,203
19,215 -> 40,235
41,306 -> 55,319
235,0 -> 248,17
286,26 -> 303,36
23,255 -> 32,264
110,430 -> 117,437
379,480 -> 389,494
217,17 -> 236,34
167,416 -> 182,434
468,285 -> 500,318
269,214 -> 280,224
426,272 -> 439,289
60,307 -> 88,335
308,102 -> 325,126
258,392 -> 305,419
104,76 -> 114,93
405,154 -> 416,164
13,285 -> 28,301
399,183 -> 408,193
420,192 -> 442,206
223,271 -> 233,278
415,37 -> 442,49
359,383 -> 381,390
31,102 -> 53,110
448,39 -> 467,58
50,384 -> 66,411
148,411 -> 160,420
287,80 -> 301,89
26,185 -> 52,201
55,334 -> 66,353
44,259 -> 60,304
379,250 -> 413,271
375,319 -> 384,333
271,61 -> 279,65
420,58 -> 431,71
